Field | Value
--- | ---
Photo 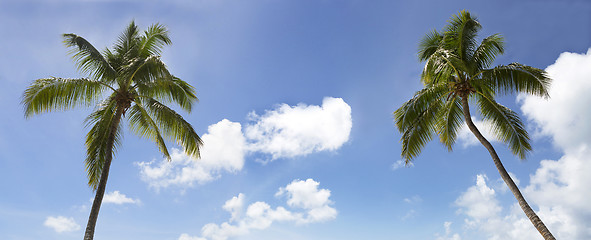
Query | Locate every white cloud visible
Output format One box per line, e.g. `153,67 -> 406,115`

179,233 -> 207,240
102,191 -> 141,205
519,48 -> 591,152
457,117 -> 497,148
179,179 -> 337,240
435,222 -> 461,240
276,178 -> 337,223
440,48 -> 591,240
137,98 -> 352,190
44,216 -> 80,233
450,174 -> 540,240
448,155 -> 591,239
137,119 -> 246,190
455,175 -> 502,221
223,193 -> 245,222
245,97 -> 352,160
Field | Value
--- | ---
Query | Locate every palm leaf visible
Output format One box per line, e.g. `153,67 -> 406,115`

139,23 -> 172,58
470,34 -> 504,70
394,85 -> 448,161
122,55 -> 172,88
418,29 -> 443,62
63,34 -> 117,80
475,92 -> 531,159
84,95 -> 122,189
127,101 -> 170,158
114,21 -> 141,60
479,63 -> 550,98
443,10 -> 481,61
435,96 -> 463,150
422,49 -> 467,85
22,77 -> 105,118
144,97 -> 202,158
136,76 -> 197,112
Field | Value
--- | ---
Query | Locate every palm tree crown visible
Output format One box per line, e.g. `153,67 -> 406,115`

394,10 -> 555,239
22,21 -> 202,240
395,10 -> 550,162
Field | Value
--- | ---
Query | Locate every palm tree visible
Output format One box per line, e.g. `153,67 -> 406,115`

394,11 -> 555,239
22,21 -> 202,240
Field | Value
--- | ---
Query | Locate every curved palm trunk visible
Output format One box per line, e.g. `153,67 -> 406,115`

83,107 -> 124,240
460,97 -> 555,240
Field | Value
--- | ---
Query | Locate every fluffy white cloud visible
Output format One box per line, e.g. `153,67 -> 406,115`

455,175 -> 502,220
137,119 -> 246,190
440,48 -> 591,240
102,191 -> 141,205
137,98 -> 352,190
245,97 -> 352,160
457,117 -> 497,148
447,174 -> 540,240
223,193 -> 245,222
44,216 -> 80,233
519,48 -> 591,239
519,48 -> 591,152
179,179 -> 337,240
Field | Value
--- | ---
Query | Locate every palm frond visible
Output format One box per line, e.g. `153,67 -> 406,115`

22,77 -> 106,118
471,34 -> 504,70
144,97 -> 202,158
114,21 -> 141,59
63,34 -> 117,80
422,49 -> 467,85
435,96 -> 464,150
443,10 -> 481,61
136,76 -> 197,112
476,92 -> 531,159
122,55 -> 172,88
127,101 -> 170,158
84,95 -> 122,189
479,63 -> 550,98
394,84 -> 448,130
394,85 -> 448,161
418,29 -> 443,62
139,23 -> 172,58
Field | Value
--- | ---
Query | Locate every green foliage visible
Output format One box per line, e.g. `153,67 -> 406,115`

22,21 -> 202,190
395,10 -> 551,162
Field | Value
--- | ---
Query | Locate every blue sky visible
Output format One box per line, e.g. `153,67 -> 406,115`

1,0 -> 591,239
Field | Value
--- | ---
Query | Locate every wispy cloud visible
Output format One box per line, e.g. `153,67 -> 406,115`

44,216 -> 80,233
102,191 -> 141,205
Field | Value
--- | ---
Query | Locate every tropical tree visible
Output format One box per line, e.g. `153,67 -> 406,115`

393,11 -> 555,239
22,21 -> 202,240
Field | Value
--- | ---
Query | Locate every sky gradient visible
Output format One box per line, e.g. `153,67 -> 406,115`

1,0 -> 591,239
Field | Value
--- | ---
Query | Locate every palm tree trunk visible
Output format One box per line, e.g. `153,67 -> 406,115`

460,97 -> 555,240
83,107 -> 124,240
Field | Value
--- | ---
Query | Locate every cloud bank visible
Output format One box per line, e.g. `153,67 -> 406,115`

137,97 -> 352,190
178,179 -> 337,240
